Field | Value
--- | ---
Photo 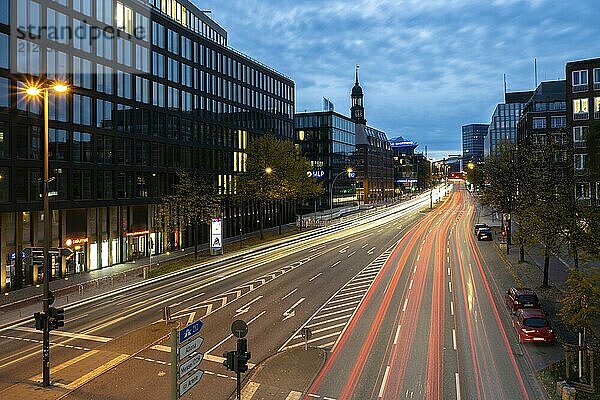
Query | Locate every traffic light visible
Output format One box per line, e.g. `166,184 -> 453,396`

236,338 -> 250,374
223,351 -> 236,371
48,307 -> 65,330
34,312 -> 46,331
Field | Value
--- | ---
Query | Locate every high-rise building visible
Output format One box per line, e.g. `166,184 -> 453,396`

486,91 -> 533,156
461,123 -> 488,163
566,58 -> 600,206
0,0 -> 295,291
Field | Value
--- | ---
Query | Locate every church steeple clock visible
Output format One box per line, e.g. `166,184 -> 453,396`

350,65 -> 366,125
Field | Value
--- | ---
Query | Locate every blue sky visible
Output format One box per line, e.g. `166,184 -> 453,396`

193,0 -> 600,160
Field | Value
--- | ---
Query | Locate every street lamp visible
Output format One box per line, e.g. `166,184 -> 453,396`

330,168 -> 353,218
25,81 -> 69,387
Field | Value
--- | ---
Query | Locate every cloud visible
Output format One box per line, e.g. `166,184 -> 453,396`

193,0 -> 600,156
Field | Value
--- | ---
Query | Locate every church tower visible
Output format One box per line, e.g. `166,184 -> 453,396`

350,65 -> 366,125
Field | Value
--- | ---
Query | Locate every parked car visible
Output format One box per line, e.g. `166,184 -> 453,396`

474,223 -> 489,235
513,308 -> 555,344
505,287 -> 540,313
477,228 -> 493,241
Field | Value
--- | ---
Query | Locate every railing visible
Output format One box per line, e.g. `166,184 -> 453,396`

573,84 -> 589,93
574,140 -> 587,149
595,111 -> 600,119
594,83 -> 600,91
574,112 -> 589,121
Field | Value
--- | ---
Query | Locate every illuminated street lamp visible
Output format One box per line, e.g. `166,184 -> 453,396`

25,81 -> 69,387
330,168 -> 353,217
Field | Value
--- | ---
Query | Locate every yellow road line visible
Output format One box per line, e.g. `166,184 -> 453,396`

65,353 -> 130,390
30,350 -> 100,382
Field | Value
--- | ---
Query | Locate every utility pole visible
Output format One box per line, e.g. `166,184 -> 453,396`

42,87 -> 51,387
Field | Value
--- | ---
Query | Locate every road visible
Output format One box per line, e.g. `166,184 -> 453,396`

304,186 -> 548,400
0,191 -> 444,399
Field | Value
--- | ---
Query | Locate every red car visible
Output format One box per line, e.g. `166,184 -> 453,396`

513,309 -> 555,344
505,287 -> 539,313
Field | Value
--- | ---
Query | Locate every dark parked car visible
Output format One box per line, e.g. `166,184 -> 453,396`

477,228 -> 492,241
505,288 -> 540,313
513,309 -> 555,344
474,223 -> 489,235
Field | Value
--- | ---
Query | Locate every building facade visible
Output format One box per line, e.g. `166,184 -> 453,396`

0,0 -> 295,291
462,123 -> 488,163
566,58 -> 600,206
294,111 -> 356,210
487,91 -> 533,156
389,136 -> 432,193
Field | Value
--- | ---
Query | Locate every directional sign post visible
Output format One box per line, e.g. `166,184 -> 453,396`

171,320 -> 205,400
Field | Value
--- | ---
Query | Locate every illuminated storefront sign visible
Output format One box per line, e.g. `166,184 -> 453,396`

126,230 -> 150,237
65,238 -> 89,247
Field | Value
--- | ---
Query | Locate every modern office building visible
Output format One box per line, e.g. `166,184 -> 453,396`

0,0 -> 295,291
389,136 -> 430,193
294,111 -> 356,210
566,58 -> 600,206
487,91 -> 533,156
462,123 -> 488,163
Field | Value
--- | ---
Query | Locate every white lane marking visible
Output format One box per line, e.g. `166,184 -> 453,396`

362,243 -> 369,249
309,245 -> 327,253
13,327 -> 111,343
450,301 -> 454,316
347,251 -> 356,258
285,391 -> 303,400
378,365 -> 391,398
339,246 -> 349,253
241,382 -> 260,399
402,299 -> 409,312
206,311 -> 266,354
448,268 -> 451,276
172,291 -> 206,307
447,256 -> 450,263
456,373 -> 462,400
187,312 -> 196,325
413,266 -> 417,274
326,293 -> 365,305
448,281 -> 452,293
309,273 -> 322,282
409,280 -> 414,290
453,329 -> 457,350
367,247 -> 376,255
416,255 -> 421,262
306,314 -> 353,328
283,298 -> 306,321
235,296 -> 264,316
281,288 -> 298,300
330,261 -> 341,268
321,302 -> 361,313
312,308 -> 355,320
394,324 -> 402,345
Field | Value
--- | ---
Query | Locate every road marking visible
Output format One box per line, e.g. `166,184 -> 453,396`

235,296 -> 264,316
330,261 -> 341,268
394,324 -> 402,345
285,391 -> 303,400
413,266 -> 417,274
453,329 -> 457,350
307,314 -> 353,328
456,373 -> 462,400
362,243 -> 369,249
31,350 -> 100,382
367,247 -> 376,255
312,308 -> 355,320
347,251 -> 356,258
66,353 -> 129,390
450,301 -> 454,316
448,281 -> 452,293
187,312 -> 196,325
13,327 -> 111,343
339,246 -> 349,253
282,288 -> 298,300
416,255 -> 421,262
309,273 -> 322,282
378,365 -> 391,397
283,298 -> 306,321
327,293 -> 365,304
241,382 -> 260,399
402,299 -> 409,312
448,268 -> 451,276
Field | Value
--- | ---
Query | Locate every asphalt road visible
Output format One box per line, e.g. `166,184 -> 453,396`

304,186 -> 549,400
0,191 -> 442,400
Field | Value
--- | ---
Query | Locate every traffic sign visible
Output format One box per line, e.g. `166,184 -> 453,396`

231,320 -> 248,338
179,352 -> 204,377
179,370 -> 204,396
179,320 -> 204,344
179,336 -> 204,360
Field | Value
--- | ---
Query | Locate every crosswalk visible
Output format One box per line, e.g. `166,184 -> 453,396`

280,247 -> 394,352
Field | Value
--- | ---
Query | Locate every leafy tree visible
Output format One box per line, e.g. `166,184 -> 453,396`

158,170 -> 220,257
237,135 -> 323,239
560,268 -> 600,334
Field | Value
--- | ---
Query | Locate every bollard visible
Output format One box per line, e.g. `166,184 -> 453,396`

163,306 -> 171,325
123,272 -> 127,283
110,276 -> 114,286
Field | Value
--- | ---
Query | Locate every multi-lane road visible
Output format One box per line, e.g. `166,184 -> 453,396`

0,185 -> 550,400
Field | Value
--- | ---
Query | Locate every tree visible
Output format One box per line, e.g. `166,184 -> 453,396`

237,135 -> 323,239
158,171 -> 220,257
560,268 -> 600,334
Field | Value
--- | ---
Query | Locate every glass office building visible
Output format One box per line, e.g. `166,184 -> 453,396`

0,0 -> 295,291
486,91 -> 533,156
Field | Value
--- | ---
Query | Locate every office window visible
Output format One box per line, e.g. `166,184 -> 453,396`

96,135 -> 113,164
152,21 -> 165,48
16,39 -> 41,75
47,8 -> 69,44
135,76 -> 150,104
167,29 -> 179,54
573,70 -> 588,86
73,19 -> 92,53
167,58 -> 179,83
96,33 -> 113,60
0,122 -> 9,158
73,56 -> 92,89
73,0 -> 92,16
96,99 -> 114,129
72,170 -> 92,200
49,91 -> 68,122
47,48 -> 68,81
152,82 -> 165,107
115,2 -> 132,34
17,0 -> 41,35
96,63 -> 114,94
73,94 -> 92,126
97,171 -> 113,199
0,0 -> 8,25
136,13 -> 149,41
49,129 -> 69,161
116,70 -> 132,99
152,51 -> 165,77
0,166 -> 8,202
550,116 -> 566,128
15,124 -> 41,160
0,33 -> 8,69
0,76 -> 9,110
116,37 -> 132,66
575,154 -> 587,170
72,131 -> 92,162
136,44 -> 149,72
96,0 -> 112,25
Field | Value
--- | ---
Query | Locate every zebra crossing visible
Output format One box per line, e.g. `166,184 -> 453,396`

280,246 -> 394,352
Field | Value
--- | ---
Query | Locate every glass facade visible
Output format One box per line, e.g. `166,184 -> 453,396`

461,124 -> 488,163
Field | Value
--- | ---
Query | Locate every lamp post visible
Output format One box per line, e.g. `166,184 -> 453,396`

330,168 -> 353,218
25,81 -> 69,387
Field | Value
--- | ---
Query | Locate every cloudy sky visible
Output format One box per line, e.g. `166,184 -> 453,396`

193,0 -> 600,160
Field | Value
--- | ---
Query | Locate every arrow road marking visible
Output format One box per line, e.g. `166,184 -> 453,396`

339,246 -> 349,253
367,247 -> 376,255
283,298 -> 305,321
235,296 -> 263,316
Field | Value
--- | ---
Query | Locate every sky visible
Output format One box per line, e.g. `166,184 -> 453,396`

193,0 -> 600,160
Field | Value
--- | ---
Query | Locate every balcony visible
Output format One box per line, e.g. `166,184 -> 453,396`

574,140 -> 587,149
594,83 -> 600,91
574,112 -> 589,121
573,84 -> 589,93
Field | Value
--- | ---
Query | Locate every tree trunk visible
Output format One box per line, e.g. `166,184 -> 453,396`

543,248 -> 550,287
519,237 -> 525,263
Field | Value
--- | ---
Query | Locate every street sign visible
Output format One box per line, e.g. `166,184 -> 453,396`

179,352 -> 204,377
302,327 -> 312,340
179,320 -> 204,344
210,218 -> 223,255
179,336 -> 204,360
231,320 -> 248,338
179,370 -> 204,396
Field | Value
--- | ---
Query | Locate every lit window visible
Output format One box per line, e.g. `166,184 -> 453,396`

532,117 -> 546,129
550,116 -> 566,128
573,98 -> 589,115
595,97 -> 600,112
116,2 -> 132,34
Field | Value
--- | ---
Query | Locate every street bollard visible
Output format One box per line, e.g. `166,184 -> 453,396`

123,272 -> 127,283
